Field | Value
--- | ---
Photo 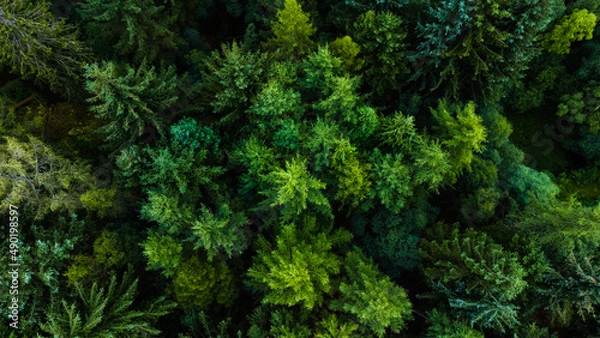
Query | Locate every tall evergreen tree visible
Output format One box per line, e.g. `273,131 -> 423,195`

84,61 -> 179,145
0,0 -> 90,95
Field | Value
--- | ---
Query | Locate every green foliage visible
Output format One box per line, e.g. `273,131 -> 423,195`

431,101 -> 487,182
202,42 -> 268,115
301,46 -> 344,100
329,36 -> 363,72
314,314 -> 359,338
268,0 -> 316,57
0,135 -> 95,219
260,156 -> 331,221
507,165 -> 560,205
412,138 -> 452,191
248,305 -> 311,338
190,203 -> 248,260
79,188 -> 121,218
65,230 -> 125,285
426,309 -> 484,338
247,217 -> 351,309
78,0 -> 177,63
41,267 -> 176,337
557,80 -> 600,134
370,150 -> 412,213
352,10 -> 408,97
84,60 -> 179,145
173,256 -> 237,309
0,0 -> 90,95
544,9 -> 597,54
536,251 -> 600,326
355,204 -> 432,277
511,199 -> 600,261
330,249 -> 413,337
142,232 -> 182,277
233,136 -> 279,195
421,223 -> 527,331
415,0 -> 563,102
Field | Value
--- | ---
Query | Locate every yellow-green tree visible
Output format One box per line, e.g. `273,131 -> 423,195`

268,0 -> 316,57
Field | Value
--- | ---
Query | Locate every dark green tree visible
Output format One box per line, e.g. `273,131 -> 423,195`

78,0 -> 177,63
84,61 -> 179,145
414,0 -> 564,102
351,10 -> 409,99
420,223 -> 527,331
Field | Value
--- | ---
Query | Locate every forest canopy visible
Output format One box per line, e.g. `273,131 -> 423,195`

1,0 -> 600,336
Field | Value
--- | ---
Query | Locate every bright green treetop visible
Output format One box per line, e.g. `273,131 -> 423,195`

268,0 -> 316,57
544,8 -> 597,54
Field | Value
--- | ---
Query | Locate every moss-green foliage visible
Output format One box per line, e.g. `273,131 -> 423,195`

260,156 -> 331,221
544,9 -> 597,54
330,249 -> 413,337
84,60 -> 179,145
142,232 -> 182,277
267,0 -> 316,57
65,230 -> 125,285
247,217 -> 351,309
314,314 -> 359,338
329,36 -> 363,72
557,80 -> 600,133
511,199 -> 600,261
190,203 -> 248,260
79,188 -> 121,218
0,0 -> 90,96
0,135 -> 96,219
173,256 -> 237,309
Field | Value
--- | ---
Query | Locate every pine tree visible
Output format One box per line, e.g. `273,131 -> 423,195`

415,0 -> 564,102
247,217 -> 351,309
260,156 -> 331,221
78,0 -> 177,63
40,268 -> 176,337
431,100 -> 487,182
0,0 -> 90,96
420,223 -> 527,331
0,136 -> 95,219
330,249 -> 413,337
352,10 -> 408,99
84,60 -> 179,145
267,0 -> 316,57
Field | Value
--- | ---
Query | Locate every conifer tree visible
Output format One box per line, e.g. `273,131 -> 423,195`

84,60 -> 179,145
40,268 -> 176,337
247,217 -> 351,309
0,136 -> 95,219
78,0 -> 177,63
330,249 -> 413,337
267,0 -> 316,57
0,0 -> 90,95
